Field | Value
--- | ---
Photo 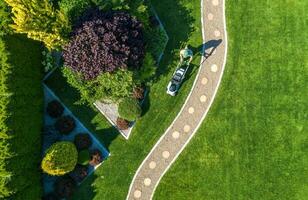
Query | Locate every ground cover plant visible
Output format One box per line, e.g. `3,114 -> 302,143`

0,34 -> 43,199
154,0 -> 308,199
45,0 -> 202,198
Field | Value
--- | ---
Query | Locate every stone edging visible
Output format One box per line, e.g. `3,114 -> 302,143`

126,0 -> 228,199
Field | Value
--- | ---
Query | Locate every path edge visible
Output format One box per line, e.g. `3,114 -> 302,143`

126,0 -> 228,199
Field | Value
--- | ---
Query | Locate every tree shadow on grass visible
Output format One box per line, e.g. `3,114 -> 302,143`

151,0 -> 196,82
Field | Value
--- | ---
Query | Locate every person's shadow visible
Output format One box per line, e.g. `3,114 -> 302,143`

192,39 -> 222,61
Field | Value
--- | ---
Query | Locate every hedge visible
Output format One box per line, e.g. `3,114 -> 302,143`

0,34 -> 43,199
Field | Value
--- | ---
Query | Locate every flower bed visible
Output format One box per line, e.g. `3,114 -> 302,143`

42,85 -> 109,198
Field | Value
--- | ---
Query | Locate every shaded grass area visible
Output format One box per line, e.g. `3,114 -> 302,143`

2,34 -> 43,199
45,0 -> 202,199
154,0 -> 308,199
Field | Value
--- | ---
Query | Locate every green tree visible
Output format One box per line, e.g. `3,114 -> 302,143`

4,0 -> 70,49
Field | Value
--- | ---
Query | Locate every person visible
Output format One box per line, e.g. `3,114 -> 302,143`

180,45 -> 193,64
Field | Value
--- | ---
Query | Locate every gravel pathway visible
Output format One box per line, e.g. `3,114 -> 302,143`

126,0 -> 227,199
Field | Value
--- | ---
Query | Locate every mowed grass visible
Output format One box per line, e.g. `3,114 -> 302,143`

45,0 -> 202,199
154,0 -> 308,199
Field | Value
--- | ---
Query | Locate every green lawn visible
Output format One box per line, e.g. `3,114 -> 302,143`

154,0 -> 308,199
45,0 -> 202,199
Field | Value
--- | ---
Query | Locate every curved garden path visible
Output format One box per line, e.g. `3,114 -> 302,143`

127,0 -> 227,199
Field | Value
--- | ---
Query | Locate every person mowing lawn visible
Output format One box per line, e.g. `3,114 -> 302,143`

180,45 -> 193,65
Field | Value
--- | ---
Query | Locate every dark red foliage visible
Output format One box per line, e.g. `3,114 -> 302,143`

63,9 -> 145,80
133,86 -> 145,100
54,176 -> 76,199
89,149 -> 103,166
47,100 -> 64,118
55,115 -> 76,134
74,133 -> 92,150
116,117 -> 130,130
69,165 -> 88,183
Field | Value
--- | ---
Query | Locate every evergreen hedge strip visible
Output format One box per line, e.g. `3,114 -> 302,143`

0,34 -> 43,199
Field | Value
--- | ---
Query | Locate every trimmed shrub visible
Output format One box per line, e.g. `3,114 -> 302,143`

54,176 -> 76,199
78,150 -> 90,165
116,117 -> 130,130
63,9 -> 145,80
133,86 -> 145,100
118,98 -> 142,121
55,115 -> 75,134
41,141 -> 78,176
74,133 -> 92,150
89,149 -> 103,166
69,164 -> 88,183
0,0 -> 12,35
134,52 -> 157,83
47,100 -> 64,118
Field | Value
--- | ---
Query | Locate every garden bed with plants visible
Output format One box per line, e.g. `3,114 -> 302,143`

42,85 -> 109,199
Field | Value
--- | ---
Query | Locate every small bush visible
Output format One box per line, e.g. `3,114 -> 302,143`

78,150 -> 90,165
55,115 -> 75,134
74,133 -> 92,150
118,98 -> 142,121
54,176 -> 76,199
89,149 -> 103,166
69,164 -> 88,183
41,141 -> 78,176
47,100 -> 64,118
133,86 -> 145,100
135,53 -> 157,82
116,117 -> 130,130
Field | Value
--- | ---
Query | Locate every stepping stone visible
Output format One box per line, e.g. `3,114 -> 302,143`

172,131 -> 180,139
200,95 -> 207,103
188,107 -> 195,114
149,161 -> 156,169
134,190 -> 141,198
184,125 -> 191,133
201,77 -> 208,85
162,151 -> 170,159
211,64 -> 218,72
144,178 -> 151,186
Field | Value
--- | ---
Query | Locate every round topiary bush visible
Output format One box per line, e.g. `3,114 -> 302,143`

55,176 -> 76,199
63,8 -> 145,80
118,98 -> 142,121
47,100 -> 64,118
78,150 -> 90,165
89,149 -> 103,166
42,141 -> 78,176
74,133 -> 92,150
55,115 -> 75,134
116,117 -> 130,130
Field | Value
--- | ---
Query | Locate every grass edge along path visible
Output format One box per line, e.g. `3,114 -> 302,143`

154,0 -> 308,199
45,0 -> 202,199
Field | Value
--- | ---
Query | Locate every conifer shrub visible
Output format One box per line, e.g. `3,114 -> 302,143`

4,0 -> 71,49
41,141 -> 78,176
118,98 -> 142,121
